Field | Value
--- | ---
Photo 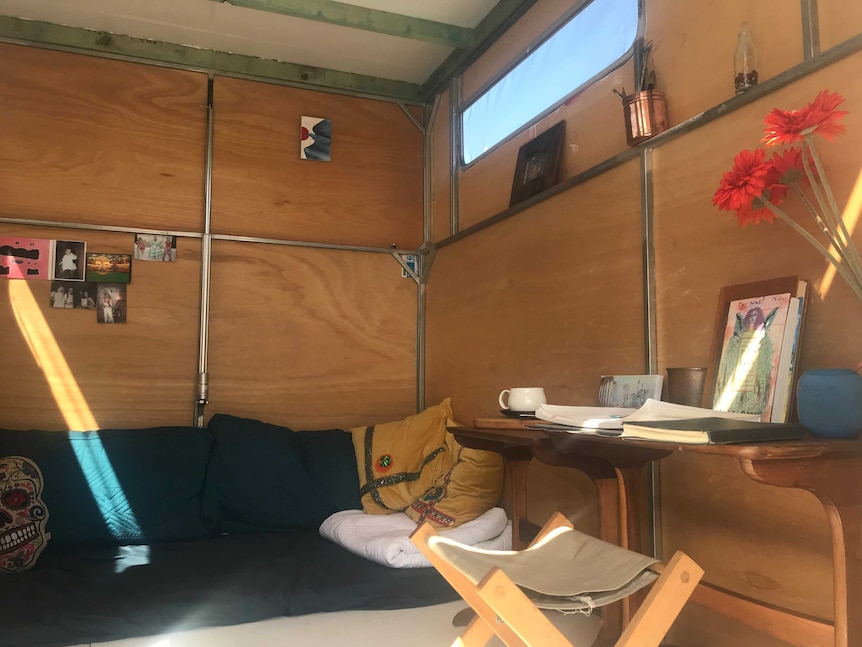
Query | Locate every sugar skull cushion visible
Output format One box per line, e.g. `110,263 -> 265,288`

0,456 -> 50,572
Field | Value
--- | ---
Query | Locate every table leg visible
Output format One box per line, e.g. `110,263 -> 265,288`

501,455 -> 533,550
741,457 -> 862,647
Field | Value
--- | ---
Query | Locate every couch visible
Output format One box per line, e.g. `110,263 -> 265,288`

0,414 -> 460,647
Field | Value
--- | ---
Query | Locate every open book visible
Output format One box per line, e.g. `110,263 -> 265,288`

533,398 -> 758,433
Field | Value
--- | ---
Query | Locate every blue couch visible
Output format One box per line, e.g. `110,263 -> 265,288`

0,414 -> 456,647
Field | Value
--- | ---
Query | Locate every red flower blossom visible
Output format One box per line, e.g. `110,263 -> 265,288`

712,148 -> 770,212
762,147 -> 810,206
762,90 -> 848,146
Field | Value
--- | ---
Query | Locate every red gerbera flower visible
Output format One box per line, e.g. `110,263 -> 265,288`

712,148 -> 769,212
762,90 -> 848,146
761,147 -> 810,206
734,200 -> 777,227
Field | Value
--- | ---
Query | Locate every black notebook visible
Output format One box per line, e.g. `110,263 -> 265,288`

621,417 -> 808,445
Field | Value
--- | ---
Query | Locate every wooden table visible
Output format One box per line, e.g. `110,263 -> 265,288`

454,419 -> 862,647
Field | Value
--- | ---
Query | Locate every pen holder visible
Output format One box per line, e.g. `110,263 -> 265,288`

623,90 -> 668,146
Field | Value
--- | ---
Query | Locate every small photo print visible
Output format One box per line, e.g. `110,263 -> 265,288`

300,116 -> 332,162
134,234 -> 176,262
50,281 -> 96,309
598,375 -> 664,408
53,240 -> 86,281
87,253 -> 132,283
96,283 -> 127,324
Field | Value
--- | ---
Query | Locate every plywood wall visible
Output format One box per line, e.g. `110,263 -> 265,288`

426,0 -> 862,645
206,240 -> 418,430
1,46 -> 425,433
211,76 -> 424,249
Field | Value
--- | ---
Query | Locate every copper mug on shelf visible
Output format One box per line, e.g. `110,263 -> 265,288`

623,90 -> 669,146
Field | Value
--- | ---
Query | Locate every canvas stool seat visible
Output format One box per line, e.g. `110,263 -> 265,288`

411,512 -> 702,647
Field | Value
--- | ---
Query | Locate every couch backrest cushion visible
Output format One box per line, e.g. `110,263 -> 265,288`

296,429 -> 361,513
0,426 -> 213,547
202,415 -> 356,534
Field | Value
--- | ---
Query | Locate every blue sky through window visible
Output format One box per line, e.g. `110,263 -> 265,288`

462,0 -> 639,164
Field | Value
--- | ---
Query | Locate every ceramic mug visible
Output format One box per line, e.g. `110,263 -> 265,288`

499,387 -> 547,412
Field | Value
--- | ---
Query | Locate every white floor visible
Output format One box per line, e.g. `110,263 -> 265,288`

77,600 -> 602,647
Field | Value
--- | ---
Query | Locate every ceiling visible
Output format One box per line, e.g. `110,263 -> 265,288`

0,0 -> 535,102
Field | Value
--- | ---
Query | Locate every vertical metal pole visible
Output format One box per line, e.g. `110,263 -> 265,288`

641,147 -> 662,559
194,75 -> 215,428
417,99 -> 438,413
449,76 -> 461,236
801,0 -> 821,60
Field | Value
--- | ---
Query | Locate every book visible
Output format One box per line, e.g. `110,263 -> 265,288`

620,417 -> 808,445
534,398 -> 757,432
770,280 -> 808,422
712,291 -> 793,422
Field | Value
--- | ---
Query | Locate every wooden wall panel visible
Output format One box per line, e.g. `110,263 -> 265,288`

647,0 -> 803,126
211,77 -> 423,249
0,224 -> 201,430
206,240 -> 417,430
458,65 -> 634,229
426,159 -> 644,421
431,89 -> 451,243
0,44 -> 207,231
819,0 -> 862,50
652,53 -> 862,642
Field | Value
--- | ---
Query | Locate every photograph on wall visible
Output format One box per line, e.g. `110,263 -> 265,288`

134,234 -> 176,262
53,240 -> 86,281
300,116 -> 332,161
0,237 -> 54,280
86,253 -> 132,283
50,281 -> 98,309
96,283 -> 127,324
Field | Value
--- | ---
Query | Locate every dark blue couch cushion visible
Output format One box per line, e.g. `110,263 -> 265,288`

202,414 -> 346,533
296,428 -> 362,512
0,426 -> 213,547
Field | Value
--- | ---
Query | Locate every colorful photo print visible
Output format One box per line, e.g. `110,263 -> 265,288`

53,240 -> 87,281
300,116 -> 331,161
0,237 -> 53,280
134,234 -> 176,262
86,253 -> 131,283
96,283 -> 127,324
50,281 -> 98,309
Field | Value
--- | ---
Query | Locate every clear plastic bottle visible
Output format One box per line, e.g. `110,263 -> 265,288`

734,22 -> 759,94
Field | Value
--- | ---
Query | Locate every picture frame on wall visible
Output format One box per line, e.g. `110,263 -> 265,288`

53,240 -> 87,281
509,120 -> 565,207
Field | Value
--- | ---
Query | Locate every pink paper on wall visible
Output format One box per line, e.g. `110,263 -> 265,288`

0,237 -> 53,280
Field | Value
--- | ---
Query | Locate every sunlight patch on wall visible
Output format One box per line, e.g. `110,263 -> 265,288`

817,168 -> 862,299
9,280 -> 97,430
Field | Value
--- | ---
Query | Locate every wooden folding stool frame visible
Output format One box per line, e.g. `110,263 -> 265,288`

411,512 -> 703,647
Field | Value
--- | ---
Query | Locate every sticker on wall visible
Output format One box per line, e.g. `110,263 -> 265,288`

96,283 -> 127,324
53,241 -> 87,282
87,253 -> 132,283
400,254 -> 417,278
134,234 -> 176,262
0,237 -> 53,280
50,281 -> 97,309
300,116 -> 332,162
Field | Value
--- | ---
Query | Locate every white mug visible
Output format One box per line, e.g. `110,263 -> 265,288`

499,387 -> 547,412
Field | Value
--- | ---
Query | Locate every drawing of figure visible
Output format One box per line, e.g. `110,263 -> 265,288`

714,305 -> 776,416
59,248 -> 78,278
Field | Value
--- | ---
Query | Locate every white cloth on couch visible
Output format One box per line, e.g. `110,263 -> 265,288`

319,507 -> 511,568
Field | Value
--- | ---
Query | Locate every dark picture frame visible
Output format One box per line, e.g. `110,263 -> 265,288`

509,121 -> 565,207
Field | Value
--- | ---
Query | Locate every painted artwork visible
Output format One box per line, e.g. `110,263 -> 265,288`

0,237 -> 54,280
96,283 -> 127,324
300,116 -> 332,161
713,292 -> 792,422
598,375 -> 664,408
134,234 -> 176,262
87,253 -> 132,283
53,241 -> 87,281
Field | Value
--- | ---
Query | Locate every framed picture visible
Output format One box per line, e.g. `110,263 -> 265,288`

53,240 -> 86,281
86,253 -> 132,283
509,121 -> 565,207
96,283 -> 127,324
598,375 -> 664,408
703,275 -> 807,422
300,116 -> 332,162
134,234 -> 176,262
